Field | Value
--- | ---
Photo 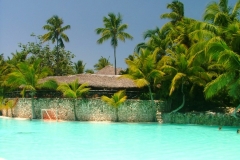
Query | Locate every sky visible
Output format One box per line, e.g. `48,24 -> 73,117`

0,0 -> 237,70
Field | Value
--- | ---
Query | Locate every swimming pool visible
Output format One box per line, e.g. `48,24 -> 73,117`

0,118 -> 239,160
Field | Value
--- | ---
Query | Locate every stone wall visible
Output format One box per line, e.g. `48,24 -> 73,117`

161,112 -> 240,126
3,98 -> 239,126
1,98 -> 160,122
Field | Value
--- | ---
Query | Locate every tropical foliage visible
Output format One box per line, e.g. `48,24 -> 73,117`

5,59 -> 58,118
57,79 -> 90,120
101,90 -> 127,122
126,0 -> 240,114
122,49 -> 164,106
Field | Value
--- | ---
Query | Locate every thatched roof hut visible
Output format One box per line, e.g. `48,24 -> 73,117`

41,65 -> 137,90
41,74 -> 137,89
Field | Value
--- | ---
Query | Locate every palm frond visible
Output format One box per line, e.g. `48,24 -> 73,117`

169,72 -> 186,95
134,78 -> 149,88
204,71 -> 236,99
228,79 -> 240,99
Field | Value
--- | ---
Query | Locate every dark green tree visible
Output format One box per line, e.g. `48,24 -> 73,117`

10,34 -> 75,75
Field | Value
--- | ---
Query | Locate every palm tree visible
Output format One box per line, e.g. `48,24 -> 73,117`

122,49 -> 164,106
101,90 -> 127,122
94,56 -> 112,71
74,60 -> 85,74
224,21 -> 240,53
5,59 -> 58,119
160,0 -> 184,24
135,27 -> 168,60
57,79 -> 90,121
95,13 -> 133,75
203,0 -> 240,27
42,15 -> 71,76
158,44 -> 210,113
204,40 -> 240,117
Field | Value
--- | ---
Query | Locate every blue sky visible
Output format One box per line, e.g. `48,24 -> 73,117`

0,0 -> 236,70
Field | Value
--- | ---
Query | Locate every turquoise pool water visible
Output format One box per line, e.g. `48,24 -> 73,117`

0,118 -> 240,160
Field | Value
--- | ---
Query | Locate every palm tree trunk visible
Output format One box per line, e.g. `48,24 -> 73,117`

73,99 -> 77,121
31,93 -> 36,119
114,45 -> 117,75
56,37 -> 59,76
148,85 -> 156,121
115,107 -> 119,122
170,82 -> 185,114
10,108 -> 13,118
147,85 -> 154,106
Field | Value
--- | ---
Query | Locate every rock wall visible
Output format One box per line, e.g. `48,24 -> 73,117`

1,98 -> 159,122
162,112 -> 240,126
4,98 -> 239,126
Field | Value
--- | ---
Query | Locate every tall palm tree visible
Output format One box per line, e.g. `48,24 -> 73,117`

57,79 -> 90,121
42,15 -> 71,76
5,59 -> 58,119
94,56 -> 112,71
95,13 -> 133,75
101,90 -> 127,122
203,0 -> 240,27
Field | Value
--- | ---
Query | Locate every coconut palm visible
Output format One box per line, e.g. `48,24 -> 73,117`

224,21 -> 240,53
95,13 -> 133,75
94,56 -> 112,71
5,59 -> 58,119
203,0 -> 240,27
204,40 -> 240,117
135,27 -> 168,60
158,44 -> 210,113
160,0 -> 184,24
57,79 -> 90,121
42,15 -> 71,76
122,49 -> 165,106
101,90 -> 127,122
